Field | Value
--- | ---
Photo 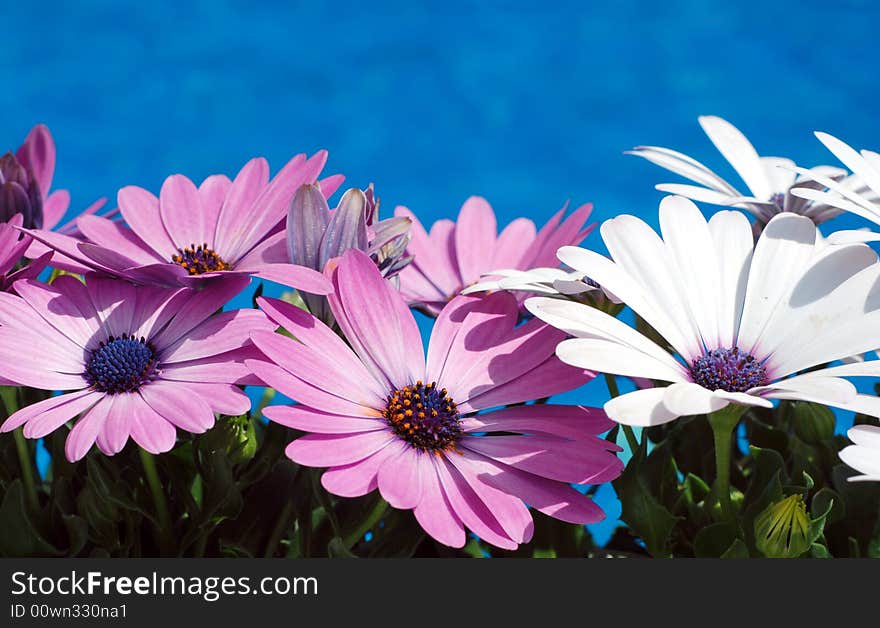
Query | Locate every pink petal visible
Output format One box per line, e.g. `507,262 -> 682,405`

413,459 -> 465,548
245,359 -> 382,418
127,394 -> 178,454
16,124 -> 55,197
458,355 -> 591,413
249,329 -> 385,409
434,455 -> 518,550
462,434 -> 623,484
41,190 -> 70,230
161,309 -> 272,363
22,391 -> 103,439
329,249 -> 425,389
65,396 -> 114,462
395,207 -> 461,302
212,157 -> 271,258
1,389 -> 96,433
138,381 -> 215,434
257,297 -> 388,401
377,442 -> 424,509
96,395 -> 130,455
117,185 -> 177,259
159,174 -> 206,250
461,404 -> 616,441
446,452 -> 534,544
263,405 -> 386,434
177,382 -> 251,416
492,217 -> 537,269
198,174 -> 232,240
454,196 -> 498,285
250,263 -> 333,294
460,450 -> 605,524
150,275 -> 250,350
76,215 -> 160,265
320,445 -> 396,498
317,174 -> 345,199
13,277 -> 100,348
285,430 -> 397,467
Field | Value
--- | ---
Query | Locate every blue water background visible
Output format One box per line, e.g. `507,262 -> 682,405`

4,0 -> 880,546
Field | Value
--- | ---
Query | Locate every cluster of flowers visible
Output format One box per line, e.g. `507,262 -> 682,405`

1,117 -> 879,551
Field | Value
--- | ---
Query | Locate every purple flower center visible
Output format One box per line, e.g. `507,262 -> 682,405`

172,243 -> 229,275
85,334 -> 158,394
384,381 -> 462,452
689,347 -> 767,393
770,192 -> 785,209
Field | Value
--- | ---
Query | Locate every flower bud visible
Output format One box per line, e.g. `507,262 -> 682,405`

754,494 -> 811,558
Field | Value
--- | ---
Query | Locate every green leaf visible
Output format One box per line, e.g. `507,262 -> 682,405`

612,440 -> 679,557
810,543 -> 831,558
0,481 -> 62,557
811,488 -> 845,524
694,522 -> 738,558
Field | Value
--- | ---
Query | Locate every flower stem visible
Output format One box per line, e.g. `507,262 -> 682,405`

138,448 -> 174,556
343,498 -> 388,550
1,387 -> 39,514
604,373 -> 640,453
263,499 -> 294,558
707,405 -> 746,524
13,429 -> 40,514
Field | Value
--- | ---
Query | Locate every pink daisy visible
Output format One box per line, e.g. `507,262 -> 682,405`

395,196 -> 594,316
0,274 -> 273,461
247,250 -> 621,550
25,152 -> 342,291
3,123 -> 108,233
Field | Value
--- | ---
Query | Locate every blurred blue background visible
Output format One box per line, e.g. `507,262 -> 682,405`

3,0 -> 879,547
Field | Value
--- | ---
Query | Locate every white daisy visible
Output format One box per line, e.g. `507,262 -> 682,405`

839,425 -> 880,482
790,132 -> 880,244
525,195 -> 880,427
628,116 -> 859,226
462,266 -> 618,299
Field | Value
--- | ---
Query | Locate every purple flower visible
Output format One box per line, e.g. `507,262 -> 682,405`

25,153 -> 342,290
247,250 -> 621,550
3,125 -> 109,267
0,274 -> 274,461
286,183 -> 411,322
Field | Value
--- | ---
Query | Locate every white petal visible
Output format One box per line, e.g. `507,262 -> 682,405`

839,444 -> 880,481
556,337 -> 687,383
766,259 -> 880,376
626,146 -> 741,195
736,213 -> 817,356
662,382 -> 729,415
525,297 -> 689,379
604,387 -> 680,427
815,132 -> 880,198
654,184 -> 745,208
699,116 -> 772,200
826,230 -> 880,244
598,214 -> 703,359
659,196 -> 721,349
848,424 -> 880,448
762,156 -> 797,194
555,244 -> 696,358
712,390 -> 774,408
752,376 -> 857,405
708,210 -> 754,348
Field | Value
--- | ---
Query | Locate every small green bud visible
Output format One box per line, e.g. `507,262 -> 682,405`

791,401 -> 835,444
754,494 -> 811,558
201,414 -> 257,465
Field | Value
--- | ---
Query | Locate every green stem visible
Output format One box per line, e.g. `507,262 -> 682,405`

13,429 -> 40,514
1,387 -> 39,514
263,499 -> 294,558
707,406 -> 746,524
138,448 -> 174,556
343,498 -> 388,550
604,374 -> 640,453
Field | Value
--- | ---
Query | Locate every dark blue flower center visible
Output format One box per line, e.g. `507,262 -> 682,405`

690,347 -> 767,393
172,243 -> 229,275
384,381 -> 462,452
85,334 -> 158,394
